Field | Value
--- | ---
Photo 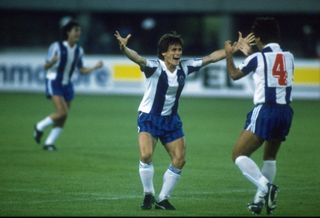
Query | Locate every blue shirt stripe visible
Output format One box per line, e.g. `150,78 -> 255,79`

150,71 -> 168,114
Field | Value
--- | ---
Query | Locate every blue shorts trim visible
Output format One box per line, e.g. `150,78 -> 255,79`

244,104 -> 294,141
137,112 -> 184,145
45,79 -> 74,101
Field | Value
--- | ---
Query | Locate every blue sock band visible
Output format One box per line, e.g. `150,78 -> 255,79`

168,164 -> 182,175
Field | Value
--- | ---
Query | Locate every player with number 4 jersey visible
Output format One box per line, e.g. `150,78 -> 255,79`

224,17 -> 294,215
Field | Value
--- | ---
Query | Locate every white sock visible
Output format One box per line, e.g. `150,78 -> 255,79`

235,156 -> 269,193
254,160 -> 276,203
158,165 -> 181,202
37,117 -> 54,131
139,161 -> 155,195
261,160 -> 276,182
44,127 -> 62,145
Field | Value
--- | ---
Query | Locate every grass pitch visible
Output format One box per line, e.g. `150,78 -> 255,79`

0,92 -> 319,216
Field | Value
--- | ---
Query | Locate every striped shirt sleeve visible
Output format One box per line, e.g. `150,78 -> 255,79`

239,54 -> 258,75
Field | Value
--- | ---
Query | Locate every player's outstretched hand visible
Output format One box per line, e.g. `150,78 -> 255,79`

94,60 -> 104,70
114,30 -> 131,51
237,32 -> 255,56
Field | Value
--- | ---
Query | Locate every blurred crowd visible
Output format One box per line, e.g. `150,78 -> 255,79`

1,10 -> 319,59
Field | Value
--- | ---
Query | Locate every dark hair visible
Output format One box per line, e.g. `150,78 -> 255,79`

251,17 -> 280,44
61,20 -> 80,40
157,31 -> 184,60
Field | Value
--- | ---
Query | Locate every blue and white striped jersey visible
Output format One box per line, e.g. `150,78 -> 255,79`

45,41 -> 84,85
239,43 -> 294,105
138,58 -> 202,116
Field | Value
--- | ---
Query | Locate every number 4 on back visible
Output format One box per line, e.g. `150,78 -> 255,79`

272,54 -> 287,86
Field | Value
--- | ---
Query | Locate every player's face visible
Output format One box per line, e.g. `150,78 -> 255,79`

67,26 -> 81,44
162,43 -> 182,69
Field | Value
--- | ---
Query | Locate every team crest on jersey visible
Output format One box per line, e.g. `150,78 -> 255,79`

178,74 -> 185,86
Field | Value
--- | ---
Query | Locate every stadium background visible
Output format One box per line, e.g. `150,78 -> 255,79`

0,0 -> 319,216
0,0 -> 319,98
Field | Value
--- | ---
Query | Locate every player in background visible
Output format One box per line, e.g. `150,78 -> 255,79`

33,19 -> 103,151
114,30 -> 253,210
224,17 -> 294,215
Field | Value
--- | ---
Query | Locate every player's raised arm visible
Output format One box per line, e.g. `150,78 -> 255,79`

202,32 -> 255,67
224,40 -> 245,80
114,30 -> 146,70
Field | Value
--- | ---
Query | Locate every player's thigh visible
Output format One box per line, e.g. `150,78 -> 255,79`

51,95 -> 69,114
138,132 -> 157,158
232,130 -> 263,160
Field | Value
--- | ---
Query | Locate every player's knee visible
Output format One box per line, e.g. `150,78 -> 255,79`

173,157 -> 186,169
140,153 -> 152,163
57,110 -> 68,120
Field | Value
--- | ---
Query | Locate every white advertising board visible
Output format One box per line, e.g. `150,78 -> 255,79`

0,53 -> 319,99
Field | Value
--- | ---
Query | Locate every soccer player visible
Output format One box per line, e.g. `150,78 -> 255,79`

114,30 -> 253,210
33,19 -> 103,151
224,17 -> 294,215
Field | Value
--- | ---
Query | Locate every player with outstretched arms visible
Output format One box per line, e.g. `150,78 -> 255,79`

115,30 -> 253,210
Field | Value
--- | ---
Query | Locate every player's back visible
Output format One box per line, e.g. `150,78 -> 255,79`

262,49 -> 294,104
252,43 -> 294,105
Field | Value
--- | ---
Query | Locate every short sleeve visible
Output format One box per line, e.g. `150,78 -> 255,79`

180,58 -> 203,75
46,42 -> 59,63
143,59 -> 159,78
239,54 -> 258,75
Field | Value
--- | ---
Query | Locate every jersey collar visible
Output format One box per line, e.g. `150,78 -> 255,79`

262,43 -> 282,53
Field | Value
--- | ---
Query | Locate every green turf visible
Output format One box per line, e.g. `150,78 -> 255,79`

0,92 -> 319,216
